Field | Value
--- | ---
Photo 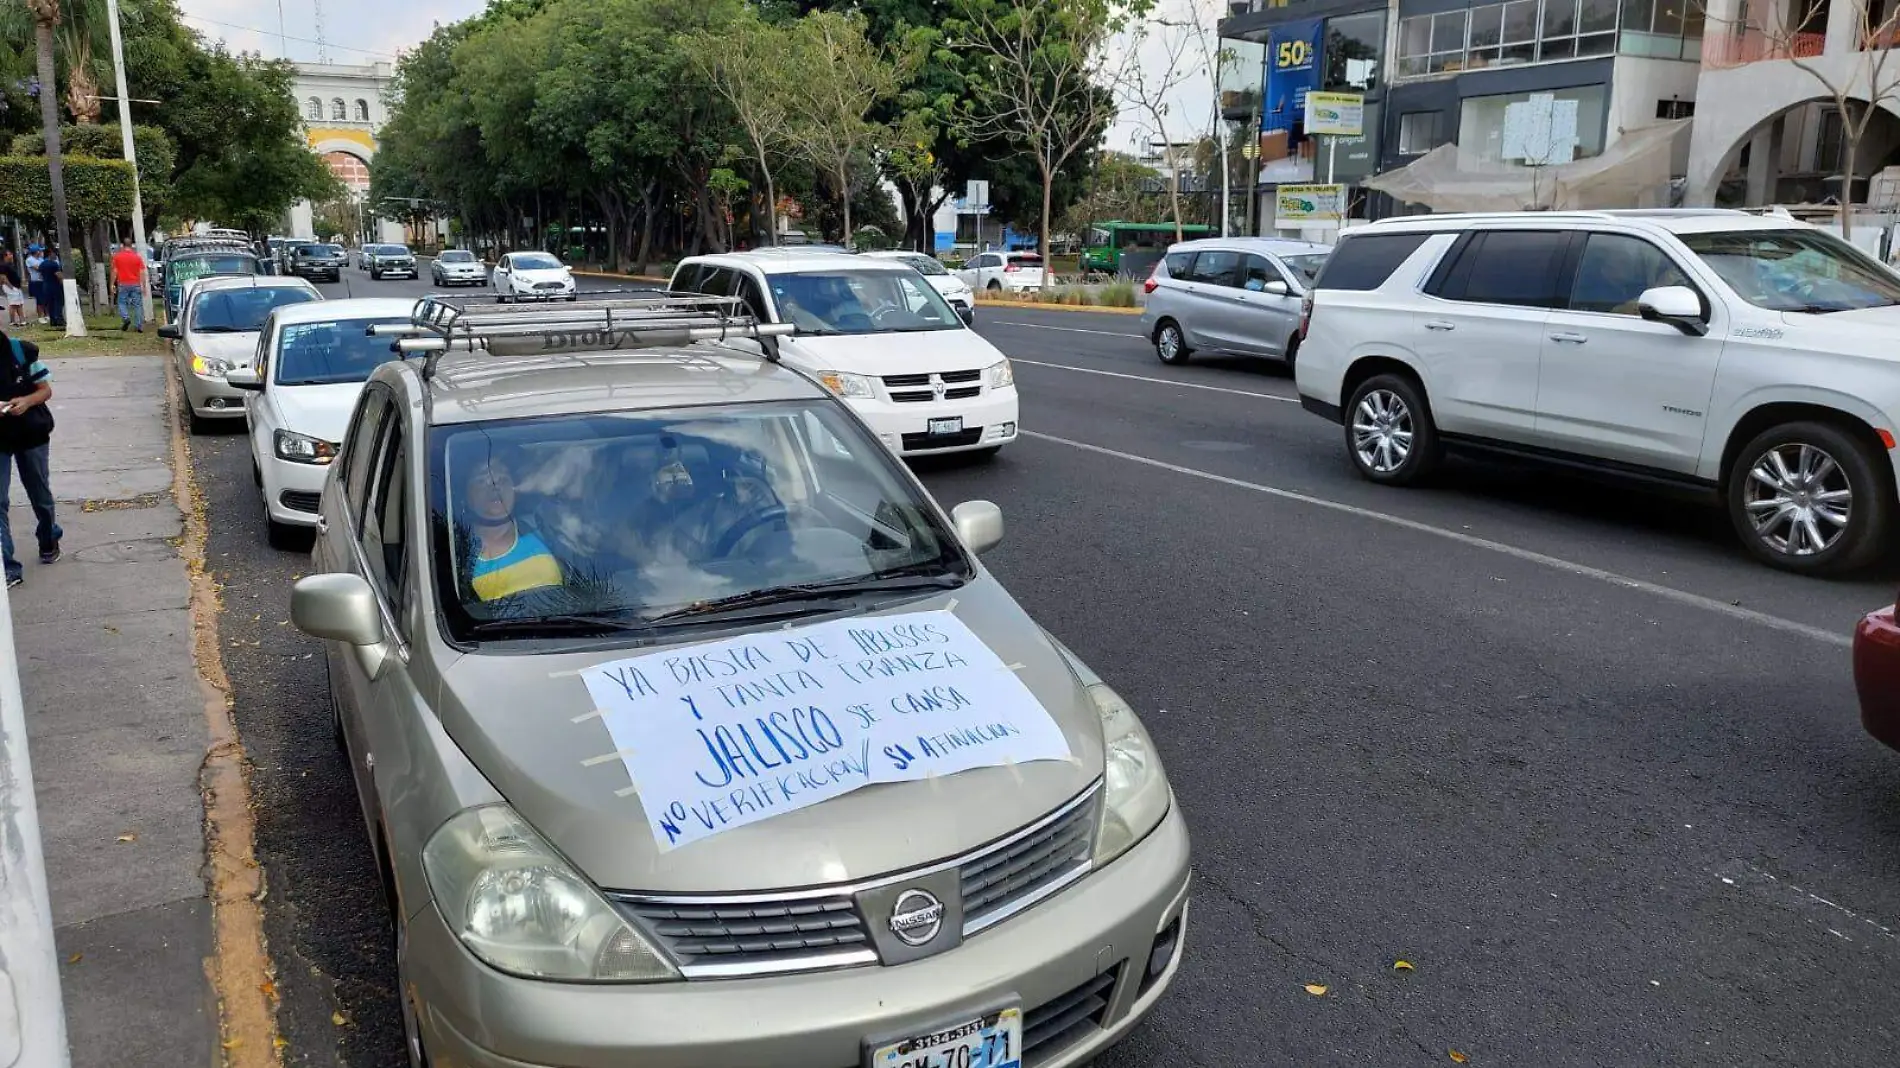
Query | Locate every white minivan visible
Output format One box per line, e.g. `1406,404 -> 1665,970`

671,253 -> 1019,458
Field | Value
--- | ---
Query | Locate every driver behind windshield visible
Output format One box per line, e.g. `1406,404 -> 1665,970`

463,456 -> 564,602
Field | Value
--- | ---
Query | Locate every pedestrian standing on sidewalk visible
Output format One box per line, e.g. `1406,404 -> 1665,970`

0,253 -> 24,328
23,245 -> 44,324
39,249 -> 65,331
111,241 -> 146,332
0,328 -> 60,588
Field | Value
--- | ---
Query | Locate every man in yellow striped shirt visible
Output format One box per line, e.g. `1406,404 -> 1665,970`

463,457 -> 563,602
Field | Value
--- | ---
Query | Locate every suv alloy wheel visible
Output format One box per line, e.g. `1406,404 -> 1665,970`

1346,373 -> 1442,485
1727,421 -> 1891,575
1154,321 -> 1190,364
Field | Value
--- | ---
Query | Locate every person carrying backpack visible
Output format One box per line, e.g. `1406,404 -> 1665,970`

0,328 -> 60,588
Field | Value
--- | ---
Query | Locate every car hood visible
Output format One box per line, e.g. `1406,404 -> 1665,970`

780,324 -> 1001,375
190,332 -> 260,366
509,267 -> 572,285
435,577 -> 1105,893
1781,304 -> 1900,337
272,382 -> 366,443
927,276 -> 971,296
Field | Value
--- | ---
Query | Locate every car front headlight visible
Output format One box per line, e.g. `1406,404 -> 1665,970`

190,353 -> 232,377
818,371 -> 877,398
273,429 -> 337,465
987,359 -> 1013,390
1047,638 -> 1171,865
422,805 -> 679,983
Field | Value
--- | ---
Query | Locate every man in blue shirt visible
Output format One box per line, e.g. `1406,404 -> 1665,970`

0,329 -> 60,588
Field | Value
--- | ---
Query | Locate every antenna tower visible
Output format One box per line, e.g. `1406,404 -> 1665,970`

313,0 -> 330,63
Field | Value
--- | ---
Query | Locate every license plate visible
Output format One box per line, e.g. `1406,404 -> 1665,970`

928,417 -> 964,436
872,1007 -> 1022,1068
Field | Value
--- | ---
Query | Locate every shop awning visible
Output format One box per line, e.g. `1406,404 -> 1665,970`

1361,119 -> 1691,213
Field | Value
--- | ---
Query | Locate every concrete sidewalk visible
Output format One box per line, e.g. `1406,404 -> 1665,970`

10,355 -> 219,1067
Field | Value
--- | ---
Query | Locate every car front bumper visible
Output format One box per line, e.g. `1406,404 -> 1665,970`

377,263 -> 418,277
259,451 -> 330,526
852,388 -> 1019,456
510,286 -> 576,300
412,804 -> 1190,1068
180,368 -> 251,419
1855,605 -> 1900,750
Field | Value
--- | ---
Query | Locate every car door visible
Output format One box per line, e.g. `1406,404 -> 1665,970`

1231,253 -> 1303,357
1176,248 -> 1245,352
960,254 -> 995,290
1533,231 -> 1723,473
492,254 -> 512,294
1412,229 -> 1570,439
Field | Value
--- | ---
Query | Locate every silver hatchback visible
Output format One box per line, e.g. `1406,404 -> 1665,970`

291,293 -> 1190,1068
1140,237 -> 1331,369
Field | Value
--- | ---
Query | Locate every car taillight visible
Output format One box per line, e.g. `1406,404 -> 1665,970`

1144,263 -> 1161,294
1004,264 -> 1020,273
1299,292 -> 1315,339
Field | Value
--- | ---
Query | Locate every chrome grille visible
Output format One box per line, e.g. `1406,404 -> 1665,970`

617,895 -> 872,977
961,794 -> 1096,932
883,372 -> 930,388
940,369 -> 982,383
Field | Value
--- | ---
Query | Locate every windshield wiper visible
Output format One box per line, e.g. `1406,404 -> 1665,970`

648,570 -> 962,624
194,325 -> 247,333
466,613 -> 653,638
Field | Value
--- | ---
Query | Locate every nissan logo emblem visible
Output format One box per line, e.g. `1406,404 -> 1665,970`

889,888 -> 945,947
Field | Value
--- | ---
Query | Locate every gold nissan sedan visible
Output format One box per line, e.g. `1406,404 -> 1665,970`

291,293 -> 1191,1068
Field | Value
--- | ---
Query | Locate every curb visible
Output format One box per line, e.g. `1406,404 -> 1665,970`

974,300 -> 1144,316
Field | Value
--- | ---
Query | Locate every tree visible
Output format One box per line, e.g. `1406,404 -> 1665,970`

949,0 -> 1141,260
686,9 -> 798,246
1115,10 -> 1203,240
786,11 -> 902,247
165,50 -> 343,232
1713,0 -> 1900,237
26,0 -> 72,258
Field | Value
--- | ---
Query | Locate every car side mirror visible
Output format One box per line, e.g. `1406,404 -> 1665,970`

951,500 -> 1004,555
1637,285 -> 1708,336
293,573 -> 385,647
157,323 -> 181,340
224,367 -> 263,391
1262,279 -> 1291,296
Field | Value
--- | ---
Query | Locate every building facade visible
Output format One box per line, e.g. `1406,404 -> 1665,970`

286,61 -> 405,243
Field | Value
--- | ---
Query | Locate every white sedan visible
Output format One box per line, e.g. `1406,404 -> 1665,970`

862,250 -> 975,323
955,250 -> 1046,294
492,251 -> 577,302
224,298 -> 415,549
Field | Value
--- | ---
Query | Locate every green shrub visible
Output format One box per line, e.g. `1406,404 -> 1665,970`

0,156 -> 138,221
1099,282 -> 1138,307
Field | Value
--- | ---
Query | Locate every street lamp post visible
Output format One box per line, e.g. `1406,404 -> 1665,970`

105,0 -> 153,325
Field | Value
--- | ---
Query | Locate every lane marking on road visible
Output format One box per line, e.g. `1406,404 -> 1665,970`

985,320 -> 1146,338
1022,430 -> 1853,648
1011,358 -> 1300,403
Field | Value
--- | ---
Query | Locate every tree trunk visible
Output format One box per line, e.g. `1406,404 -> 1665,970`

634,187 -> 656,275
36,23 -> 71,260
838,163 -> 853,249
1038,158 -> 1054,272
1841,133 -> 1859,239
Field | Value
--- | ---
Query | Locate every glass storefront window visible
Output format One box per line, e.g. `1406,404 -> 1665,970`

1457,83 -> 1609,166
1394,0 -> 1708,75
1323,11 -> 1385,92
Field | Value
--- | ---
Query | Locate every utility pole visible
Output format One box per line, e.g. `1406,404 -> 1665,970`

106,0 -> 152,325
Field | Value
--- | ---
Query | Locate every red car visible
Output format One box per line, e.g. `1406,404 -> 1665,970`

1855,602 -> 1900,749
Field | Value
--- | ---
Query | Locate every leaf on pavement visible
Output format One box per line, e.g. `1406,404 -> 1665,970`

115,832 -> 137,843
1394,959 -> 1415,971
1449,1050 -> 1469,1063
260,980 -> 277,999
1303,983 -> 1328,996
273,1037 -> 289,1050
220,1039 -> 240,1050
332,1011 -> 348,1027
66,953 -> 81,964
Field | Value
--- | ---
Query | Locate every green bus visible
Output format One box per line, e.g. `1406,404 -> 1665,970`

1082,221 -> 1214,276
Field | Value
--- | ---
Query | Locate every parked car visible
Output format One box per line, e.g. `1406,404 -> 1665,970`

430,249 -> 488,287
1295,209 -> 1900,575
672,252 -> 1018,458
1856,598 -> 1900,750
155,236 -> 250,296
223,297 -> 412,548
157,275 -> 321,433
1140,238 -> 1332,368
287,242 -> 347,283
956,250 -> 1045,294
493,251 -> 576,301
364,244 -> 418,280
162,247 -> 260,321
863,250 -> 977,323
289,291 -> 1189,1068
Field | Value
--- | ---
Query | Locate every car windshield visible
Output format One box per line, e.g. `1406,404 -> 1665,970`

273,317 -> 408,386
897,255 -> 948,277
767,269 -> 962,335
191,287 -> 318,333
292,245 -> 323,257
171,255 -> 255,287
322,245 -> 344,256
1280,253 -> 1329,286
1679,229 -> 1900,313
440,250 -> 476,263
511,253 -> 562,270
384,246 -> 411,257
429,401 -> 971,642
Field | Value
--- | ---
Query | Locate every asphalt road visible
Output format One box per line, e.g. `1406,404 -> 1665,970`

192,267 -> 1900,1066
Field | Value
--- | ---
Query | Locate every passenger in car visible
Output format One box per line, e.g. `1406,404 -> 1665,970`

462,456 -> 564,601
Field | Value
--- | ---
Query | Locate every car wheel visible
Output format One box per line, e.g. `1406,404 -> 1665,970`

1283,334 -> 1300,374
1727,420 -> 1890,575
986,280 -> 1002,292
264,495 -> 305,551
371,269 -> 381,280
251,459 -> 262,488
1154,320 -> 1190,364
188,410 -> 212,436
1345,372 -> 1442,486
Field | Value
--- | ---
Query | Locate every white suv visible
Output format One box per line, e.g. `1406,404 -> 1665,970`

1295,210 -> 1900,575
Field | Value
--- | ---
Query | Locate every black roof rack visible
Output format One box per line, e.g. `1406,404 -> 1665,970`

368,291 -> 796,380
